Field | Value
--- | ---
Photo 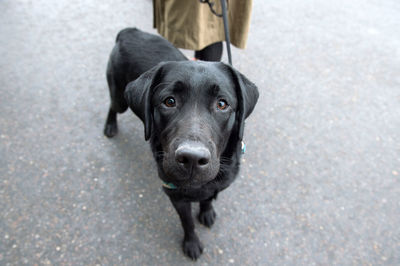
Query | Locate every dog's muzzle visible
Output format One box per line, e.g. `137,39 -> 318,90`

162,139 -> 219,187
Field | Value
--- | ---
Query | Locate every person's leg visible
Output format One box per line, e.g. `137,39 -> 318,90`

194,42 -> 223,61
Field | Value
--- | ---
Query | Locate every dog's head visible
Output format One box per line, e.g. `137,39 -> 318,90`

125,61 -> 258,188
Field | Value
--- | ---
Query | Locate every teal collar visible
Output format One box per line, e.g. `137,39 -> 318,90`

241,141 -> 246,154
162,182 -> 177,189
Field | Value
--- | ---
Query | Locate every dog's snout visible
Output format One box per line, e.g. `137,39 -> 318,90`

175,143 -> 211,170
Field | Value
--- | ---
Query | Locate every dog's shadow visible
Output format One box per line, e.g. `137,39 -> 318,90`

102,115 -> 188,256
106,115 -> 158,193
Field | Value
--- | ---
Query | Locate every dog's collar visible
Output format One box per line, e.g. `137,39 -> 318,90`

162,182 -> 177,189
241,141 -> 246,154
162,141 -> 246,190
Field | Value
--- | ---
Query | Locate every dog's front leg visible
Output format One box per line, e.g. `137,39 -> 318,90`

198,198 -> 217,228
170,199 -> 203,260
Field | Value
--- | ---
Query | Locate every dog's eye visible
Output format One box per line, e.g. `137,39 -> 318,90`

164,97 -> 176,107
217,99 -> 229,110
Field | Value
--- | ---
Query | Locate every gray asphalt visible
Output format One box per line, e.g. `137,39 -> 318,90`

1,0 -> 399,265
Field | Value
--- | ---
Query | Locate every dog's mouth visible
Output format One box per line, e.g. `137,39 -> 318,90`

162,164 -> 219,188
165,175 -> 217,190
173,171 -> 216,188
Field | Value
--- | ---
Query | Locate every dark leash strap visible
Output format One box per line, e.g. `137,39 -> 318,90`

199,0 -> 232,65
220,0 -> 232,65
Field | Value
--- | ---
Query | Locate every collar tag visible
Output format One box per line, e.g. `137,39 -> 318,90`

241,141 -> 246,154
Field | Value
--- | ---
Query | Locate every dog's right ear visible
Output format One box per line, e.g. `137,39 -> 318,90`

124,62 -> 165,141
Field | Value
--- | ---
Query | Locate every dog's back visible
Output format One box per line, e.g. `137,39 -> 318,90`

108,28 -> 187,87
104,28 -> 188,137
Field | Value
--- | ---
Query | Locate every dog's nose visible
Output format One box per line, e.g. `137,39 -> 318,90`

175,143 -> 211,170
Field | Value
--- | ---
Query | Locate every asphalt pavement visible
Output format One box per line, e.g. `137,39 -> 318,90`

0,0 -> 399,265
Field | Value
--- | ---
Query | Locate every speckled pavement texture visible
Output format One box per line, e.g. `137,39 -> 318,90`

1,0 -> 399,265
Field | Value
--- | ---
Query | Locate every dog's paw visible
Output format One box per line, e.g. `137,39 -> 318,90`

198,208 -> 217,228
104,123 -> 118,138
183,236 -> 204,260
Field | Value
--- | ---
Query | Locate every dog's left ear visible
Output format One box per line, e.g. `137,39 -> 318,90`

220,63 -> 259,140
124,62 -> 166,141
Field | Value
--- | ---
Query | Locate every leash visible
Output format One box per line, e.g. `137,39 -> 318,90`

200,0 -> 233,65
219,0 -> 232,65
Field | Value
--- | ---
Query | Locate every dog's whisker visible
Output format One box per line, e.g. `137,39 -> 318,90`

154,151 -> 166,160
220,158 -> 232,164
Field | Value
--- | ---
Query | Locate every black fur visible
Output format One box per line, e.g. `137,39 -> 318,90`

104,28 -> 259,260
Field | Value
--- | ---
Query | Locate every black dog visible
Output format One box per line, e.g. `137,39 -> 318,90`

104,28 -> 258,260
